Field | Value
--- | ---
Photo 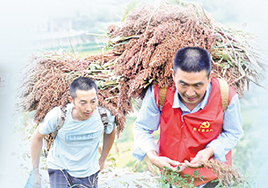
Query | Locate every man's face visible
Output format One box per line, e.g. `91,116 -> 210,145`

69,88 -> 98,121
172,68 -> 211,110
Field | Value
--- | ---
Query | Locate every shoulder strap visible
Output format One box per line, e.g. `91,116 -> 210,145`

54,106 -> 67,139
154,84 -> 167,112
217,78 -> 229,112
98,106 -> 108,130
44,106 -> 67,157
159,87 -> 167,111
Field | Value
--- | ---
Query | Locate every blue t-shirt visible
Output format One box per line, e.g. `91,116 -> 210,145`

38,103 -> 115,177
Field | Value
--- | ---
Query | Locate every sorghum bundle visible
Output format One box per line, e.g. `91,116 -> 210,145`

19,1 -> 264,135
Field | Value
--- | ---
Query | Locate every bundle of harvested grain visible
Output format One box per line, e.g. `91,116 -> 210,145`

19,51 -> 125,133
160,159 -> 245,187
109,2 -> 264,99
202,159 -> 245,187
19,1 -> 264,135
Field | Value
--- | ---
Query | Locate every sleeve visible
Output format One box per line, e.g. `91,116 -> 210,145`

207,94 -> 244,162
38,107 -> 60,135
132,86 -> 161,161
104,108 -> 115,134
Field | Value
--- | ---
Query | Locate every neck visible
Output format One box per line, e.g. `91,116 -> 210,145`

179,93 -> 206,111
183,102 -> 197,111
71,107 -> 80,121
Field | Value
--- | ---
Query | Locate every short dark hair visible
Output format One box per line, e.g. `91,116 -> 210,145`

173,47 -> 211,77
70,77 -> 98,99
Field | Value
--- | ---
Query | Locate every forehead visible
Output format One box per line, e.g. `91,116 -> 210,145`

174,69 -> 208,83
75,89 -> 97,100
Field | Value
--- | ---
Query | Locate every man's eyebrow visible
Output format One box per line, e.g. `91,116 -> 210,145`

89,97 -> 97,102
179,80 -> 187,84
194,82 -> 204,85
79,98 -> 97,103
178,80 -> 204,85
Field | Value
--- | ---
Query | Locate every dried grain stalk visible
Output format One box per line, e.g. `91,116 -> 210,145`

19,1 -> 265,135
108,2 -> 264,99
160,159 -> 245,187
202,159 -> 245,187
19,51 -> 125,135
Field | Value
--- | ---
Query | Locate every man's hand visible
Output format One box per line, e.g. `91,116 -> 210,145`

32,170 -> 41,187
25,169 -> 41,188
31,128 -> 46,173
185,147 -> 214,168
147,150 -> 187,172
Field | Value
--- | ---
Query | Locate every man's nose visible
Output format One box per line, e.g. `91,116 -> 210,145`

86,104 -> 92,111
186,87 -> 195,96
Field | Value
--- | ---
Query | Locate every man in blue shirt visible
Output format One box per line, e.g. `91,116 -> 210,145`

132,47 -> 243,187
30,77 -> 116,188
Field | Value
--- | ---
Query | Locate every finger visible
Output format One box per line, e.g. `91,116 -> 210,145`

184,160 -> 190,165
170,161 -> 183,171
168,159 -> 181,166
187,163 -> 201,168
164,163 -> 179,171
169,166 -> 178,171
190,156 -> 200,164
177,163 -> 187,172
185,160 -> 202,168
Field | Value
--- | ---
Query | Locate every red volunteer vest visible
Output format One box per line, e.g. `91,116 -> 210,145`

154,77 -> 236,186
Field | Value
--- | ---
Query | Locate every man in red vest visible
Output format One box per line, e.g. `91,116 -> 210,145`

132,47 -> 243,187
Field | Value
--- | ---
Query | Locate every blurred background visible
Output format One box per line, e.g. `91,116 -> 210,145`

0,0 -> 268,187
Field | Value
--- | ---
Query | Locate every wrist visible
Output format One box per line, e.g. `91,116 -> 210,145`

32,167 -> 39,174
146,150 -> 158,163
99,156 -> 106,163
206,146 -> 214,158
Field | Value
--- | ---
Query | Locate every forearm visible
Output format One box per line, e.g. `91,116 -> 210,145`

207,95 -> 243,161
100,127 -> 116,161
31,129 -> 44,171
147,150 -> 182,171
146,150 -> 158,164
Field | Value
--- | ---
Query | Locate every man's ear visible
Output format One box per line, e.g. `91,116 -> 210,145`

69,96 -> 73,104
170,68 -> 175,80
208,71 -> 213,82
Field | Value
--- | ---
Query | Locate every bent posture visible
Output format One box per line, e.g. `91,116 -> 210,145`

133,47 -> 243,187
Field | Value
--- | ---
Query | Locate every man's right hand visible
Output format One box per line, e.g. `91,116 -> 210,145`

147,150 -> 187,172
32,170 -> 41,187
25,169 -> 41,188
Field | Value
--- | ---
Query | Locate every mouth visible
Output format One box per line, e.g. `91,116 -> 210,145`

84,112 -> 91,116
185,96 -> 197,102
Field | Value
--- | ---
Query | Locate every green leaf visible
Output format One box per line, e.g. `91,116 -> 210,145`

121,0 -> 141,21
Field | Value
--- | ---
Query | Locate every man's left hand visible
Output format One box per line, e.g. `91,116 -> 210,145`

184,147 -> 214,168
